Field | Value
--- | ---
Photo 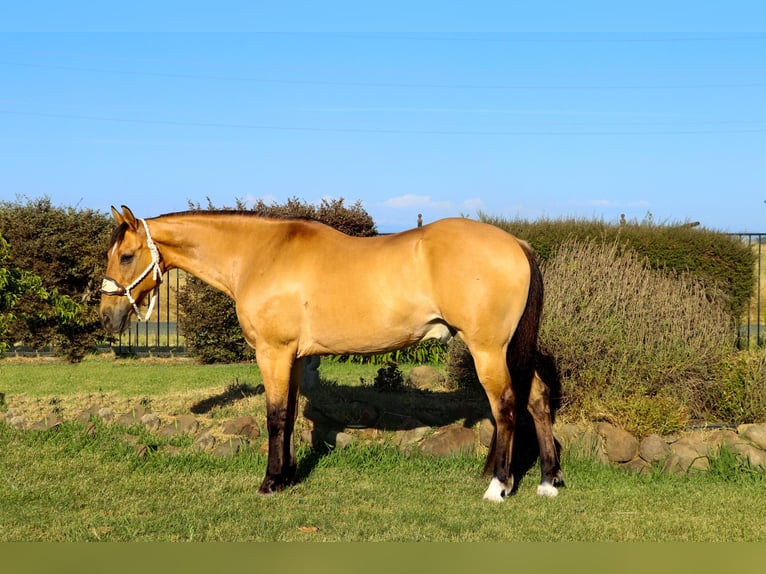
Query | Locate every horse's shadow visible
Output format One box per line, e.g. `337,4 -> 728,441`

296,354 -> 562,494
188,356 -> 562,496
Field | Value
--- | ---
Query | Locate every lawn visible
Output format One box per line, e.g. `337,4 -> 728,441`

1,356 -> 765,542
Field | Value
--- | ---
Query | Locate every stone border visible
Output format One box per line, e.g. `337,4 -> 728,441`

3,403 -> 765,473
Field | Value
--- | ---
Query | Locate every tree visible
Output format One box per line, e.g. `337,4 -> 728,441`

0,234 -> 82,355
0,197 -> 113,360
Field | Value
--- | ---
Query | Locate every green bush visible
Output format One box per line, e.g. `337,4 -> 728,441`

0,197 -> 112,360
480,213 -> 754,323
705,352 -> 766,425
177,197 -> 378,363
372,362 -> 407,392
176,274 -> 255,364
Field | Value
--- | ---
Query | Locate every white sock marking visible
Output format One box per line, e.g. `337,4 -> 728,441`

537,481 -> 559,497
483,477 -> 508,502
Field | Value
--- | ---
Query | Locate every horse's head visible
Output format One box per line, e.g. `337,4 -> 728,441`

99,205 -> 164,333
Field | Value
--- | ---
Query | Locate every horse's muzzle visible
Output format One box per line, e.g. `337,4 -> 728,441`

99,304 -> 131,334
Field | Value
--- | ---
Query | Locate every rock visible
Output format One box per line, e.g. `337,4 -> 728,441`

620,458 -> 650,474
732,443 -> 766,469
97,407 -> 115,423
741,424 -> 766,450
117,405 -> 151,426
419,424 -> 475,457
159,414 -> 199,437
140,413 -> 161,432
343,402 -> 380,428
192,430 -> 217,452
406,366 -> 447,391
706,429 -> 741,449
327,431 -> 354,449
598,422 -> 639,463
663,436 -> 709,474
300,429 -> 328,448
77,406 -> 101,424
213,437 -> 245,457
479,418 -> 494,448
222,416 -> 261,439
554,423 -> 583,447
393,425 -> 430,447
639,434 -> 670,464
673,434 -> 708,456
30,414 -> 63,431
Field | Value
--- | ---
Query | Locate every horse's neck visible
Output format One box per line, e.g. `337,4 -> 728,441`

148,215 -> 250,299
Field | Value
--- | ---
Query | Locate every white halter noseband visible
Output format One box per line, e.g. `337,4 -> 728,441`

101,218 -> 163,322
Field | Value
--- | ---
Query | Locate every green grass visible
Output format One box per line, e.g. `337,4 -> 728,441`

1,421 -> 764,541
2,357 -> 766,541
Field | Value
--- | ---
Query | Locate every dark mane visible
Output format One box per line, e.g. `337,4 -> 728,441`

108,222 -> 129,249
156,209 -> 319,224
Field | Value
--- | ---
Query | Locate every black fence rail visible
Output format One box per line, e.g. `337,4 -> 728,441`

113,268 -> 186,356
730,233 -> 766,349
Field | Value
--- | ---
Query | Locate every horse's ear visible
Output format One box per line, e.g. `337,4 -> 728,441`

119,205 -> 139,230
111,206 -> 124,224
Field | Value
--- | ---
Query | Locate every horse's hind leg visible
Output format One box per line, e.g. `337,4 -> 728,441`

528,372 -> 562,497
473,349 -> 516,502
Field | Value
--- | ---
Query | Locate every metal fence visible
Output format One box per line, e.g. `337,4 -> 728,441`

113,268 -> 186,356
729,233 -> 765,349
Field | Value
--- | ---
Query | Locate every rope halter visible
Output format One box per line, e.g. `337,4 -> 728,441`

100,218 -> 163,322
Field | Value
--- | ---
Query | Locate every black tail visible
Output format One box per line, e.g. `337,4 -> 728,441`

508,242 -> 543,378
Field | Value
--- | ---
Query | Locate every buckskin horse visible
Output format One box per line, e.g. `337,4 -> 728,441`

99,206 -> 562,501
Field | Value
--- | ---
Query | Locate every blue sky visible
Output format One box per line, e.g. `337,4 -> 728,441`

1,2 -> 765,232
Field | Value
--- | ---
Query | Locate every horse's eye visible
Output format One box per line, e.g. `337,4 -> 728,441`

120,253 -> 134,265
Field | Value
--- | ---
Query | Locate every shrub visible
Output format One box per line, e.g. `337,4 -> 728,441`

480,213 -> 754,323
177,197 -> 377,363
176,274 -> 255,364
704,352 -> 766,425
540,238 -> 734,434
0,197 -> 112,360
446,337 -> 480,393
372,363 -> 407,392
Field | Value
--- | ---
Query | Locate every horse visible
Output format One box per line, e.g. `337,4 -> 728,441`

99,205 -> 563,502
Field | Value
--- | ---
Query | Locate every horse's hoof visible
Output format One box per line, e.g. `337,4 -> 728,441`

537,482 -> 559,497
483,477 -> 509,502
257,477 -> 284,496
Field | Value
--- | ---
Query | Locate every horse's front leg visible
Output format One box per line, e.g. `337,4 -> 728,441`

256,347 -> 304,495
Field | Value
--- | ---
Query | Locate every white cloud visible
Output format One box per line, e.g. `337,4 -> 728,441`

381,194 -> 486,213
568,199 -> 650,208
383,194 -> 442,209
